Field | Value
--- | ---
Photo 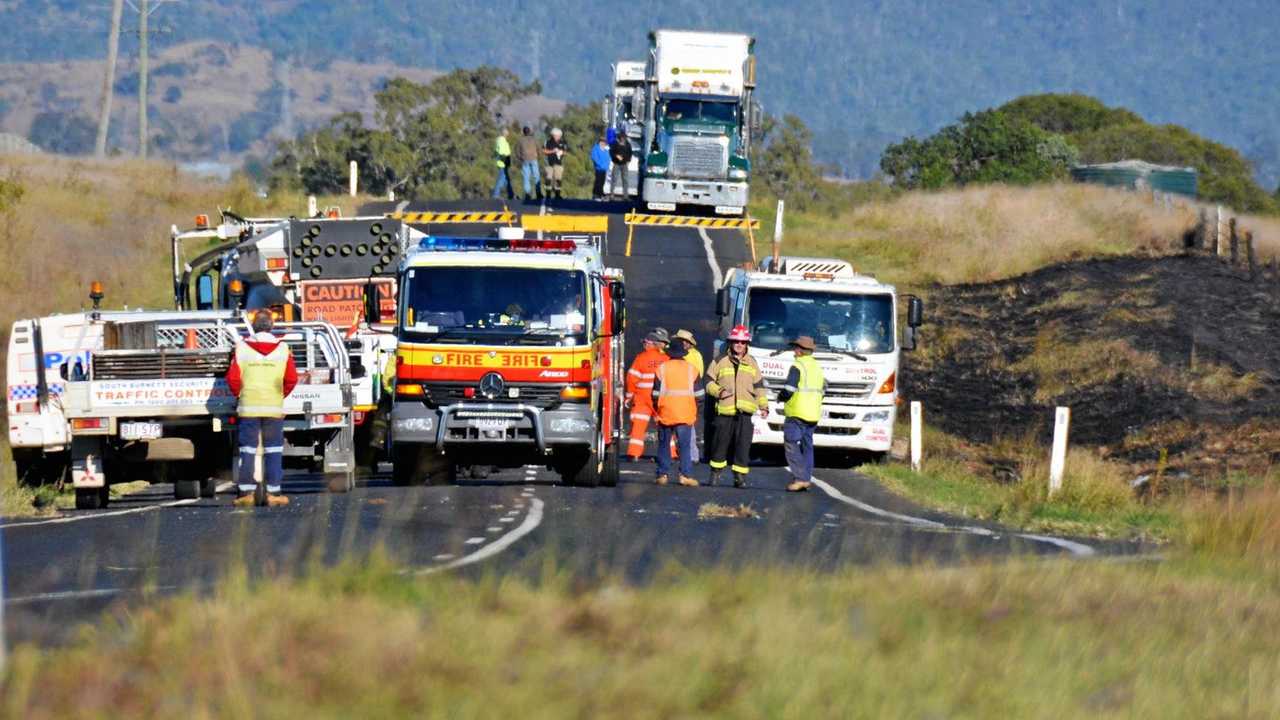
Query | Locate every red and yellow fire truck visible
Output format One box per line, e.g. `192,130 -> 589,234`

389,216 -> 626,486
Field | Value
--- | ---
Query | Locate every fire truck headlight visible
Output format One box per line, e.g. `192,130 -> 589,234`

862,410 -> 892,423
550,418 -> 592,434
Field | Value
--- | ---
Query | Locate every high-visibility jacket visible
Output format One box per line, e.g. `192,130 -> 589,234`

226,335 -> 298,418
652,358 -> 704,426
782,354 -> 825,423
495,135 -> 512,167
685,345 -> 705,379
705,352 -> 768,416
626,347 -> 668,409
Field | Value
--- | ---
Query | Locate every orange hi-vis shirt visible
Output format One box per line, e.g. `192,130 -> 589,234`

625,347 -> 668,409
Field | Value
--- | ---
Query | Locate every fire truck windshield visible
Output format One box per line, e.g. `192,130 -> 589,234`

747,288 -> 894,354
401,267 -> 588,345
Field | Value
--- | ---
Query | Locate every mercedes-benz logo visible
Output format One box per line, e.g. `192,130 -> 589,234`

478,372 -> 505,399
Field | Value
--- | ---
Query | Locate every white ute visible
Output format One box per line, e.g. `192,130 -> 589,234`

714,256 -> 924,461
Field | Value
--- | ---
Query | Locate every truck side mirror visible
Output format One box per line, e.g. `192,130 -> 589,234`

716,288 -> 730,317
364,280 -> 379,325
609,281 -> 626,336
750,101 -> 764,135
907,296 -> 924,327
196,274 -> 215,311
601,97 -> 611,126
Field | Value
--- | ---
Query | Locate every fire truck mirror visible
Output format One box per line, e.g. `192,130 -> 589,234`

715,288 -> 730,317
609,281 -> 626,337
196,274 -> 215,311
903,326 -> 918,352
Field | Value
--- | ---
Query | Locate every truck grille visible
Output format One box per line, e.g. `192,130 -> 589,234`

827,381 -> 874,400
671,137 -> 727,179
422,382 -> 563,408
92,350 -> 231,380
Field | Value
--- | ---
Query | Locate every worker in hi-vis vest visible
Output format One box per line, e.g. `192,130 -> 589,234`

650,340 -> 705,487
226,310 -> 298,507
777,335 -> 827,492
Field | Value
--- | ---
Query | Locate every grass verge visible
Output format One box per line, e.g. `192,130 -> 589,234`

7,547 -> 1280,718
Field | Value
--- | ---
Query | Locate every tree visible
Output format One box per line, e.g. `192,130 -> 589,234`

754,114 -> 825,209
29,112 -> 96,155
998,93 -> 1141,135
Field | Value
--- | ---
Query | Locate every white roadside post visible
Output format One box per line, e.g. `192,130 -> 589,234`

307,195 -> 317,217
772,199 -> 784,266
910,401 -> 923,472
349,160 -> 358,198
1049,406 -> 1071,495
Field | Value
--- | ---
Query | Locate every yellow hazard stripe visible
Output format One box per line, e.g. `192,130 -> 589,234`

623,213 -> 759,229
389,211 -> 516,224
522,214 -> 609,233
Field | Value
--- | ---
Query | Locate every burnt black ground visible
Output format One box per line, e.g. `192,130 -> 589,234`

906,252 -> 1280,473
2,199 -> 1143,646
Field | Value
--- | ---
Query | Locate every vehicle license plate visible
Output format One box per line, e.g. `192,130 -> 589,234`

120,421 -> 163,440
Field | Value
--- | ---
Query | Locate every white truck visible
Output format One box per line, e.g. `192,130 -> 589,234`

602,60 -> 646,198
7,303 -> 357,509
171,212 -> 417,470
714,256 -> 924,462
640,30 -> 761,215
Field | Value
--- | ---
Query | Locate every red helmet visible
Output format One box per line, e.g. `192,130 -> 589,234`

727,324 -> 752,342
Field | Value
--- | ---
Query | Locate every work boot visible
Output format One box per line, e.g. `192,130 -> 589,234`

655,475 -> 669,486
266,494 -> 290,507
733,473 -> 746,489
786,480 -> 812,492
232,494 -> 255,508
709,469 -> 722,486
678,475 -> 699,487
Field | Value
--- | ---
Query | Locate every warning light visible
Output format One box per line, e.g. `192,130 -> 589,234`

89,281 -> 104,309
195,214 -> 209,228
266,257 -> 288,270
228,279 -> 244,296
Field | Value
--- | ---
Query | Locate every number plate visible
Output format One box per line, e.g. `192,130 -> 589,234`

469,418 -> 511,432
120,421 -> 162,440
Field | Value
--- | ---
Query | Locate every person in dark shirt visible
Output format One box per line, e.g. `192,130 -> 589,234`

608,131 -> 633,199
543,128 -> 568,199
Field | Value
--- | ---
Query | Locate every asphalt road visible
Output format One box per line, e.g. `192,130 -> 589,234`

1,198 -> 1136,645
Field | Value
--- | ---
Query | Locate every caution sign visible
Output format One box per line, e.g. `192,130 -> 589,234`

623,213 -> 759,229
388,211 -> 516,224
300,278 -> 396,324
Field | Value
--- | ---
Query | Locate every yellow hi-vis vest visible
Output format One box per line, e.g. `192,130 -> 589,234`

783,354 -> 825,423
235,341 -> 290,418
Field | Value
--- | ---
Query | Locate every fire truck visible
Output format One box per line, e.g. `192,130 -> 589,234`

170,211 -> 420,471
389,216 -> 626,487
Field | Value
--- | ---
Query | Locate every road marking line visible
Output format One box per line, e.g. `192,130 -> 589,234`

810,475 -> 1095,557
432,553 -> 456,561
486,526 -> 503,533
697,227 -> 724,289
464,537 -> 486,545
416,498 -> 545,575
1,481 -> 238,529
499,516 -> 515,523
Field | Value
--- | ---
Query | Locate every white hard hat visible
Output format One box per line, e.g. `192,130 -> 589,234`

551,127 -> 563,138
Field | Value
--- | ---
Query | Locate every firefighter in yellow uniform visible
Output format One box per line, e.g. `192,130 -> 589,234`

704,324 -> 768,488
227,311 -> 298,507
778,335 -> 826,492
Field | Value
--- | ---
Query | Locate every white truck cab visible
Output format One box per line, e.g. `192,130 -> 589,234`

715,256 -> 923,459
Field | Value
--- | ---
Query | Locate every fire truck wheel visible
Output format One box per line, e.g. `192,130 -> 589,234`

601,443 -> 620,487
75,486 -> 108,510
174,478 -> 201,500
559,448 -> 601,488
326,471 -> 355,493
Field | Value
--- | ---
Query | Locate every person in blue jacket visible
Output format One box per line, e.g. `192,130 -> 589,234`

590,136 -> 611,200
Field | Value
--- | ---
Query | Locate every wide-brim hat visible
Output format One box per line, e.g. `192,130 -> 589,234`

673,329 -> 696,344
646,331 -> 667,344
790,335 -> 817,351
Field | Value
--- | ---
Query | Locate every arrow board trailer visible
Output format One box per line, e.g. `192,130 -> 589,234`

171,214 -> 426,471
390,223 -> 626,487
7,307 -> 358,509
715,257 -> 924,462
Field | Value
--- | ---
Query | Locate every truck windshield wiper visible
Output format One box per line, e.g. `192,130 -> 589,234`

770,345 -> 868,362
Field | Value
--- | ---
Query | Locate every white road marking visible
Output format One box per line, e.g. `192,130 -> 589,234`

486,526 -> 503,533
417,497 -> 545,575
432,553 -> 456,561
499,516 -> 515,523
5,584 -> 181,606
2,481 -> 235,529
810,475 -> 1095,557
463,537 -> 486,546
697,227 -> 724,289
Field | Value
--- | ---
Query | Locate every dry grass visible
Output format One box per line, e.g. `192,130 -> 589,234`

1184,484 -> 1280,565
8,553 -> 1280,718
755,183 -> 1195,289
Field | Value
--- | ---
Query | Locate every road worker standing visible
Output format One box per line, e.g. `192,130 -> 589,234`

227,310 -> 298,507
778,335 -> 826,492
624,329 -> 670,460
672,328 -> 703,463
705,325 -> 768,488
651,341 -> 703,486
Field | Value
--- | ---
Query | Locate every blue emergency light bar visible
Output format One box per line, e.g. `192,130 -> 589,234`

417,236 -> 577,253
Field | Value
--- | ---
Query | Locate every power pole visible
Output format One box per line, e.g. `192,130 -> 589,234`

138,0 -> 148,160
95,0 -> 125,158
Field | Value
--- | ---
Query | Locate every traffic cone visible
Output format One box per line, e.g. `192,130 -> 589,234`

184,328 -> 198,349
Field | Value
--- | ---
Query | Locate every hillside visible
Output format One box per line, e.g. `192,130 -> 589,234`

0,41 -> 564,164
0,1 -> 1276,185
